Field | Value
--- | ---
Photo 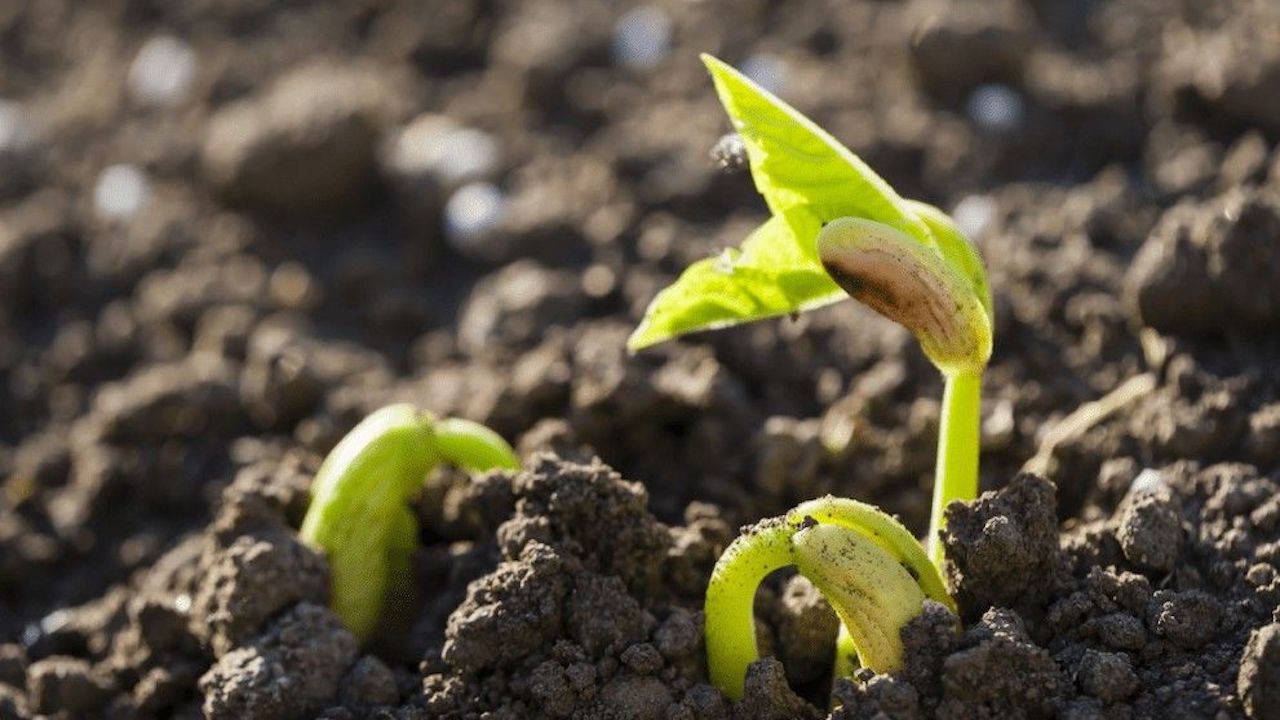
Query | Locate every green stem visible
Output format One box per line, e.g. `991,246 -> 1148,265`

704,518 -> 796,701
433,417 -> 521,471
300,406 -> 520,642
927,370 -> 982,567
833,622 -> 857,682
299,405 -> 440,640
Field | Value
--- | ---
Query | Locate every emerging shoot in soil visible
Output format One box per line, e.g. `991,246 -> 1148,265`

628,54 -> 993,565
628,54 -> 994,697
704,497 -> 955,700
299,404 -> 519,640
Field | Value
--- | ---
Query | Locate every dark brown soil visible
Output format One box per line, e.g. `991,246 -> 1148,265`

2,0 -> 1279,718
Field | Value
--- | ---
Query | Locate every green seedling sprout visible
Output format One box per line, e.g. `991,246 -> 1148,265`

627,55 -> 993,697
627,54 -> 993,564
704,496 -> 956,700
299,404 -> 519,640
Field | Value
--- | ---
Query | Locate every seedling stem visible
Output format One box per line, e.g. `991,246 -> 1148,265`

929,370 -> 982,565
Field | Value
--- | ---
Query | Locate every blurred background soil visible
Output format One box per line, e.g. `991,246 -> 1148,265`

1,0 -> 1279,718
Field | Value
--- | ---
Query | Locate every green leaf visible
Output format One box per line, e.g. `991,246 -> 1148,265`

628,56 -> 998,357
701,53 -> 930,245
627,214 -> 844,351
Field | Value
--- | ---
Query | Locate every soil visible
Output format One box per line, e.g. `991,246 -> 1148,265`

2,0 -> 1279,718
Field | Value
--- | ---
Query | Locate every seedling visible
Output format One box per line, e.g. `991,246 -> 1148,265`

628,55 -> 993,696
704,496 -> 956,699
299,404 -> 519,640
627,55 -> 993,564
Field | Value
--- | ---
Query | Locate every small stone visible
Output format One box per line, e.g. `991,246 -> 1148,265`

740,53 -> 788,95
128,35 -> 197,106
952,195 -> 996,238
1129,468 -> 1167,496
0,100 -> 32,152
611,7 -> 671,70
967,83 -> 1025,132
444,181 -> 507,258
94,164 -> 151,220
981,397 -> 1015,449
384,114 -> 500,188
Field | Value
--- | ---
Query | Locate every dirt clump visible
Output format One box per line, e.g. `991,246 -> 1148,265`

190,529 -> 330,657
425,457 -> 725,719
25,656 -> 114,716
1239,622 -> 1280,720
1125,188 -> 1280,337
198,602 -> 358,720
1114,489 -> 1183,572
942,473 -> 1063,614
203,61 -> 406,220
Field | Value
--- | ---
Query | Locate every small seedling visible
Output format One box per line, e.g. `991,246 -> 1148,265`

704,496 -> 956,700
299,404 -> 519,640
628,55 -> 993,696
628,54 -> 993,565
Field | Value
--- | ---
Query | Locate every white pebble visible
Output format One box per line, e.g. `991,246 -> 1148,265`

966,83 -> 1024,133
740,53 -> 788,96
94,164 -> 151,220
40,609 -> 72,634
612,6 -> 671,70
981,397 -> 1015,448
951,194 -> 996,238
1129,468 -> 1166,496
128,35 -> 197,106
389,116 -> 500,186
445,182 -> 507,256
0,99 -> 32,152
